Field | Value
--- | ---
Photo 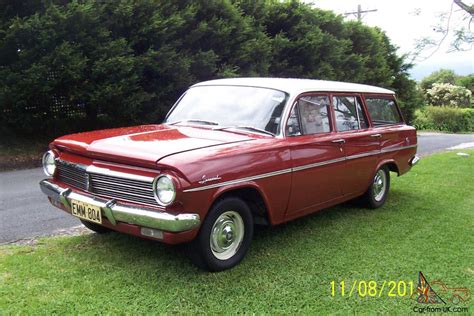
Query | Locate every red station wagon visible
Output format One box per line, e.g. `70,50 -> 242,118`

40,78 -> 419,271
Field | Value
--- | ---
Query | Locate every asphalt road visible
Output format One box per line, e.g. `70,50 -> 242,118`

1,132 -> 473,244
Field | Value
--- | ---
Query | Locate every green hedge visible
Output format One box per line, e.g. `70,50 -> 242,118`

413,106 -> 474,132
0,0 -> 419,137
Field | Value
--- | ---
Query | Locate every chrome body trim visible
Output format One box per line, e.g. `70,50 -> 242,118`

40,179 -> 200,232
87,165 -> 154,182
89,178 -> 154,192
56,160 -> 154,183
184,144 -> 417,192
331,139 -> 346,144
380,144 -> 417,154
55,159 -> 158,207
345,150 -> 381,161
183,168 -> 293,192
292,157 -> 346,172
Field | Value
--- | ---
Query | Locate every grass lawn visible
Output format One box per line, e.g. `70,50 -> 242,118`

1,150 -> 473,314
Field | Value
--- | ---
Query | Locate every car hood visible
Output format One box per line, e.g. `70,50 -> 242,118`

52,124 -> 255,167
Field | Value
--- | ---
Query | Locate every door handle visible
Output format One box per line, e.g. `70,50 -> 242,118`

332,139 -> 345,144
370,133 -> 382,138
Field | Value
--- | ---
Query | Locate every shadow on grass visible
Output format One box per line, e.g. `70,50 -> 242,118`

53,186 -> 430,279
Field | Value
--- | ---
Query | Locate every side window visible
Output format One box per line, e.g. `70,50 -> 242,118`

333,96 -> 368,131
365,98 -> 402,125
287,95 -> 331,136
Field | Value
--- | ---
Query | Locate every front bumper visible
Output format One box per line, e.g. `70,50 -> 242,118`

40,179 -> 200,233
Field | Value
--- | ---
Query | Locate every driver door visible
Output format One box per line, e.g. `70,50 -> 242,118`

285,94 -> 345,218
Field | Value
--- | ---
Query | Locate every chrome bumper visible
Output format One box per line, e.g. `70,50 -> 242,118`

39,179 -> 200,232
410,155 -> 420,166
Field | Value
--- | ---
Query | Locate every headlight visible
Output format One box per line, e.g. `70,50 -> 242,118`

153,175 -> 176,206
42,150 -> 56,176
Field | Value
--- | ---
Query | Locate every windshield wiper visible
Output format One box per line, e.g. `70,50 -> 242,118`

221,126 -> 275,137
168,119 -> 218,126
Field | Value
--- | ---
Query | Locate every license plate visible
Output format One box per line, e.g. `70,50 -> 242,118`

71,199 -> 102,224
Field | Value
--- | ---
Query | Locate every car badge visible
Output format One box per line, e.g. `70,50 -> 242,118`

199,175 -> 221,185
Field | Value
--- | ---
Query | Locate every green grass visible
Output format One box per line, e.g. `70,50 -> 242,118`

1,151 -> 473,314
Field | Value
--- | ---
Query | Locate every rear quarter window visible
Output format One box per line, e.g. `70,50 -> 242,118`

365,97 -> 403,126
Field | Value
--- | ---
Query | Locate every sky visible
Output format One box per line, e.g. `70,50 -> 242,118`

309,0 -> 474,81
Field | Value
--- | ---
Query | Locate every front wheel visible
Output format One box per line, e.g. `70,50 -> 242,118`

187,197 -> 253,272
363,166 -> 390,209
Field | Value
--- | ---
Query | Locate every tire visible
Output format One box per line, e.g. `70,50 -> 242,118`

187,197 -> 254,272
363,166 -> 390,209
80,219 -> 112,234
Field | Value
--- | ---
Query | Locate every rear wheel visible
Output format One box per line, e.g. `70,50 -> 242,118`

363,166 -> 390,209
187,197 -> 253,272
80,219 -> 111,234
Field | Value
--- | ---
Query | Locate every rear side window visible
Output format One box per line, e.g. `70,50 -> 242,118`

333,96 -> 368,131
365,98 -> 403,125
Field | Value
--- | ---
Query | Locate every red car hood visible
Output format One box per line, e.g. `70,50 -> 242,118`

52,124 -> 254,167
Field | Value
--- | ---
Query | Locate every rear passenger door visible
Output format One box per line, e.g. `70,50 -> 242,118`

332,94 -> 381,196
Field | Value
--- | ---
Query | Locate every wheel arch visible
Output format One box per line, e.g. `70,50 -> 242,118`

210,183 -> 272,226
376,159 -> 400,176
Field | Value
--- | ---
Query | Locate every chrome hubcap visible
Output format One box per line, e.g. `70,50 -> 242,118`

210,211 -> 244,260
373,170 -> 387,202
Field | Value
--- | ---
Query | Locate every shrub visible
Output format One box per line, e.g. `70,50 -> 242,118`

413,106 -> 474,132
426,83 -> 472,107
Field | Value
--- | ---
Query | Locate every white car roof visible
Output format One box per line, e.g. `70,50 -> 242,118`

192,77 -> 395,95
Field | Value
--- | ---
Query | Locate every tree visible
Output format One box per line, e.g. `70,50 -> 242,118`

456,73 -> 474,93
419,69 -> 474,103
420,69 -> 458,91
411,0 -> 473,62
1,0 -> 421,136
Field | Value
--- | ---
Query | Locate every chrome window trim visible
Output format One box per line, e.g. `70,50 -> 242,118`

184,144 -> 417,192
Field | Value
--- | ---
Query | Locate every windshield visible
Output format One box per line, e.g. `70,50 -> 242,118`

165,85 -> 289,135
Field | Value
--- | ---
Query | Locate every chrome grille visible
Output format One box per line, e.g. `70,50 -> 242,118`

55,160 -> 157,206
89,173 -> 156,205
56,161 -> 88,190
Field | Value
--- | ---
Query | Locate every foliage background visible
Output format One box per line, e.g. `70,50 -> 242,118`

414,69 -> 473,132
0,0 -> 421,137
